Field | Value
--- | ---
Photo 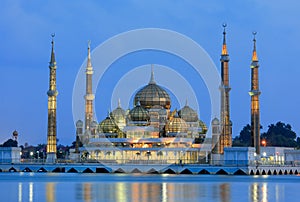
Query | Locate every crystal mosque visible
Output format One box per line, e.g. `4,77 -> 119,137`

45,25 -> 261,165
75,67 -> 209,164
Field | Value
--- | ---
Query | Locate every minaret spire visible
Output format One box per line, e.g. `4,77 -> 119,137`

214,24 -> 232,154
149,64 -> 156,84
222,23 -> 228,55
87,40 -> 92,68
46,33 -> 58,163
84,40 -> 95,131
249,32 -> 261,155
252,32 -> 258,61
50,34 -> 56,64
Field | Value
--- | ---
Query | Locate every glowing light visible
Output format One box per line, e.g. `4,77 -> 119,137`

18,183 -> 22,202
261,140 -> 266,147
29,182 -> 33,202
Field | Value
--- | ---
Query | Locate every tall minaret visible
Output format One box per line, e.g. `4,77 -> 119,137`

84,41 -> 95,131
218,24 -> 232,154
46,34 -> 58,163
249,32 -> 261,155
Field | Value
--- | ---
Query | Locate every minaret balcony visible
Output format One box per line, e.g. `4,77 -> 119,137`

86,69 -> 94,74
220,55 -> 230,62
248,90 -> 261,96
251,61 -> 259,68
219,85 -> 231,92
47,90 -> 58,97
49,63 -> 57,69
85,94 -> 95,100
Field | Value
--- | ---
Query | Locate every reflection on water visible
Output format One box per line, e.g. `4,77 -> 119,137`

46,183 -> 55,202
18,183 -> 22,202
250,183 -> 269,202
2,174 -> 300,202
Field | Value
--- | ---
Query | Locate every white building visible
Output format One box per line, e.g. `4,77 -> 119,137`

0,147 -> 21,163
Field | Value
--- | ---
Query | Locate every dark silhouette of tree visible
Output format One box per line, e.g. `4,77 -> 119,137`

233,122 -> 298,148
233,124 -> 252,146
261,122 -> 297,147
1,139 -> 18,147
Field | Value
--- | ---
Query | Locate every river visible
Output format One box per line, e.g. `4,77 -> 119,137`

0,173 -> 299,201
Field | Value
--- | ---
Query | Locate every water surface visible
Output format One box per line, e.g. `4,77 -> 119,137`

0,173 -> 299,202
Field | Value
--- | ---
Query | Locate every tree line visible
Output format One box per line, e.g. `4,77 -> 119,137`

233,121 -> 300,148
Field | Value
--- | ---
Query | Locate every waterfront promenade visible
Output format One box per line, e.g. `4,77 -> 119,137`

0,162 -> 299,175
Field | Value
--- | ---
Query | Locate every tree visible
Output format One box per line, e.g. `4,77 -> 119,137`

1,139 -> 18,147
233,124 -> 252,146
261,121 -> 297,147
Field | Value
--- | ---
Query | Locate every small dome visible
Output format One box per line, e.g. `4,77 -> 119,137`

165,116 -> 188,133
129,102 -> 150,122
212,117 -> 220,125
111,105 -> 126,121
76,120 -> 83,127
134,68 -> 171,109
178,104 -> 198,122
91,121 -> 98,128
12,130 -> 18,136
99,116 -> 119,133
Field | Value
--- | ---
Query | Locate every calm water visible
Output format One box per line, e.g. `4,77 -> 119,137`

0,173 -> 299,202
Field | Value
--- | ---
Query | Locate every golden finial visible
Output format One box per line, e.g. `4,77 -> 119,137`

252,31 -> 258,61
87,40 -> 92,68
221,23 -> 228,55
50,33 -> 56,64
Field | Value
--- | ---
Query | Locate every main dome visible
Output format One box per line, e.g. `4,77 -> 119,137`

134,69 -> 171,109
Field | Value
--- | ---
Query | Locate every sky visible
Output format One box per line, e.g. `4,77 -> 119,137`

1,0 -> 300,146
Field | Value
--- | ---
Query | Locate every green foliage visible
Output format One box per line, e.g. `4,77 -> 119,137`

1,139 -> 18,147
233,124 -> 252,146
261,122 -> 297,147
233,121 -> 298,148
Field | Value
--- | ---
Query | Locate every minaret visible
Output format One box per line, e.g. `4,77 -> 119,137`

84,41 -> 95,131
218,24 -> 232,154
46,34 -> 58,163
249,32 -> 261,155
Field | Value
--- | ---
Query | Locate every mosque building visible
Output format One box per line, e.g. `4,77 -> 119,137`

58,26 -> 261,164
71,29 -> 231,164
75,63 -> 208,164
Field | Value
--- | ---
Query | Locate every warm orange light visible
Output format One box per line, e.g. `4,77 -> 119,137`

261,139 -> 266,147
222,44 -> 228,55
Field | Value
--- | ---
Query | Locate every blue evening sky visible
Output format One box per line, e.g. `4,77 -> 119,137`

0,0 -> 299,146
